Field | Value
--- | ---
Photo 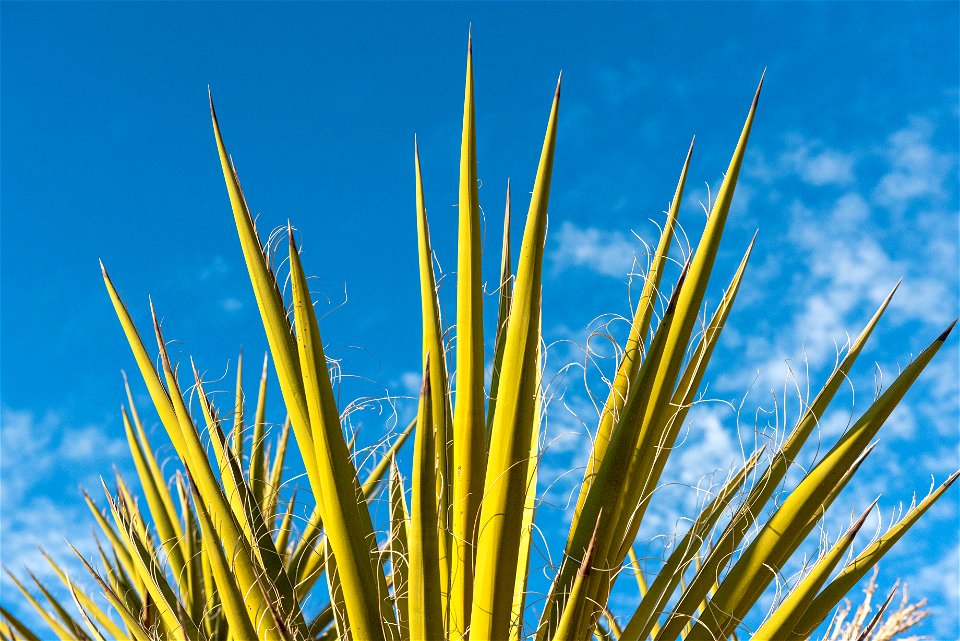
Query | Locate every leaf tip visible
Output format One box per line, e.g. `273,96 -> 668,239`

753,68 -> 766,108
666,260 -> 691,314
938,317 -> 957,342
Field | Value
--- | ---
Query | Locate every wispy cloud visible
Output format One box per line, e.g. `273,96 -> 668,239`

873,117 -> 955,213
534,105 -> 958,636
550,221 -> 640,279
909,540 -> 959,639
1,407 -> 129,629
780,134 -> 857,187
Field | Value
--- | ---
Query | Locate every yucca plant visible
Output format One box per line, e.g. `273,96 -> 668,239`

2,37 -> 957,641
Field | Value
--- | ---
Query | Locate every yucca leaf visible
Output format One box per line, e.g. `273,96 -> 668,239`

4,570 -> 78,641
66,581 -> 107,641
324,539 -> 351,641
600,607 -> 622,640
360,417 -> 416,499
611,234 -> 756,574
147,307 -> 291,641
487,179 -> 514,447
388,458 -> 411,641
307,605 -> 337,641
654,281 -> 899,641
590,238 -> 758,630
68,548 -> 154,641
101,265 -> 184,456
450,40 -> 487,638
553,516 -> 602,641
192,371 -> 262,547
792,469 -> 960,638
232,350 -> 245,460
250,353 -> 271,508
263,417 -> 292,524
619,447 -> 766,641
595,618 -> 615,641
173,472 -> 204,625
663,232 -> 756,441
563,82 -> 761,627
104,270 -> 281,633
192,366 -> 310,639
288,505 -> 324,591
0,606 -> 43,641
121,406 -> 188,594
288,228 -> 395,641
293,529 -> 329,601
472,74 -> 561,641
571,139 -> 693,535
105,484 -> 198,641
626,547 -> 659,638
209,94 -> 317,484
603,80 -> 764,600
537,264 -> 686,641
24,568 -> 91,641
112,474 -> 148,543
197,524 -> 223,641
39,550 -> 127,641
686,321 -> 955,641
413,136 -> 454,632
187,473 -> 260,641
408,358 -> 446,641
122,371 -> 187,561
661,441 -> 876,641
626,547 -> 648,596
509,337 -> 543,641
89,520 -> 140,615
275,491 -> 297,557
82,492 -> 142,601
752,501 -> 875,641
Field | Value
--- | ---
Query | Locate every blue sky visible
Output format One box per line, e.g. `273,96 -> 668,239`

2,2 -> 958,639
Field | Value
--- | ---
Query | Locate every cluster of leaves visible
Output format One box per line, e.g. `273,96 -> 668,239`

2,38 -> 957,641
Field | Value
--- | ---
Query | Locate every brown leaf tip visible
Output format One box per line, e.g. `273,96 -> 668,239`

937,317 -> 957,342
849,497 -> 880,537
685,135 -> 696,161
666,261 -> 691,314
208,86 -> 219,120
287,221 -> 298,251
752,68 -> 766,110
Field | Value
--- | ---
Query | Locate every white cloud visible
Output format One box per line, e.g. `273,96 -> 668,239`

0,407 -> 129,631
909,544 -> 960,640
721,111 -> 958,638
669,403 -> 744,487
780,136 -> 857,186
220,297 -> 244,312
1,406 -> 128,510
873,117 -> 955,213
395,370 -> 423,397
529,109 -> 957,636
198,254 -> 231,281
550,221 -> 638,279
